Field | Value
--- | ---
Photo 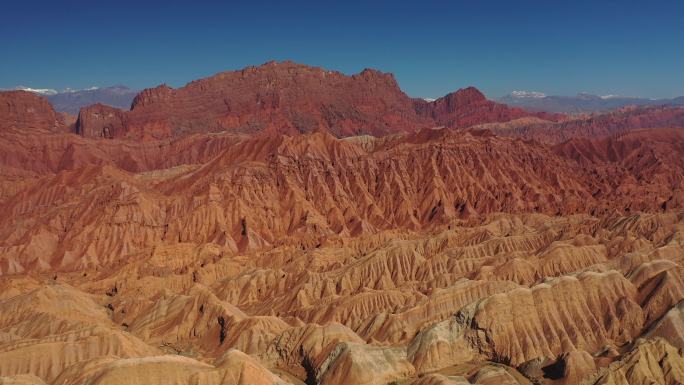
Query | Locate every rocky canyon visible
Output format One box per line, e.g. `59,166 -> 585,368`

1,61 -> 684,385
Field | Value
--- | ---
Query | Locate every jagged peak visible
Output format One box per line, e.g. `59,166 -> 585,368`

444,86 -> 486,102
130,84 -> 174,109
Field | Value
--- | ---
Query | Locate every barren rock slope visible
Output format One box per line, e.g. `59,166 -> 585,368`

1,83 -> 684,385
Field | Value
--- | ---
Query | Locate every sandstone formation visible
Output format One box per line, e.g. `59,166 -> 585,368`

0,130 -> 684,276
2,126 -> 683,276
72,61 -> 563,140
69,61 -> 684,144
1,207 -> 683,384
591,338 -> 684,385
52,351 -> 293,385
0,91 -> 65,134
474,105 -> 684,143
0,374 -> 47,385
2,64 -> 684,385
414,87 -> 563,128
462,271 -> 643,365
75,61 -> 436,139
74,103 -> 128,139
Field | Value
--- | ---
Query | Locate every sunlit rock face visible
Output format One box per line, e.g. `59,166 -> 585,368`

2,65 -> 684,385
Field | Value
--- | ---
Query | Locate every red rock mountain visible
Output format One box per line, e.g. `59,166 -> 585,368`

74,61 -> 561,140
414,86 -> 563,128
76,61 -> 434,139
1,125 -> 683,272
473,105 -> 684,143
3,62 -> 684,385
0,91 -> 66,133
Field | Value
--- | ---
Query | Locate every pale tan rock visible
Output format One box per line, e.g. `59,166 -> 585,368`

52,352 -> 293,385
470,366 -> 520,385
266,322 -> 365,380
0,374 -> 47,385
124,284 -> 249,355
0,284 -> 160,383
593,338 -> 684,385
462,271 -> 644,366
644,300 -> 684,350
408,316 -> 475,373
410,373 -> 471,385
317,342 -> 415,385
365,279 -> 519,344
628,259 -> 684,325
561,350 -> 596,384
0,326 -> 160,383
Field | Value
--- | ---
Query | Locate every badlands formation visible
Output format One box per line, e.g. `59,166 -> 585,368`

1,62 -> 684,385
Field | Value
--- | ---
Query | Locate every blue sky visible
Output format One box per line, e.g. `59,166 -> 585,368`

1,0 -> 683,98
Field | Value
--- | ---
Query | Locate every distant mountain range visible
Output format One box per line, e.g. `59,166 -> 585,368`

4,85 -> 138,115
46,86 -> 138,115
498,91 -> 684,114
10,83 -> 684,117
72,61 -> 563,139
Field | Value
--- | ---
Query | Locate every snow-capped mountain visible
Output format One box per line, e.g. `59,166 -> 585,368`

46,86 -> 138,114
499,91 -> 684,113
10,86 -> 59,96
3,85 -> 139,114
509,90 -> 546,98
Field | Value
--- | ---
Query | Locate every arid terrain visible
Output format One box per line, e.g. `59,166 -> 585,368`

1,62 -> 684,385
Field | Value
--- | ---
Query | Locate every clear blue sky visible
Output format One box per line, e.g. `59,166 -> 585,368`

1,0 -> 683,98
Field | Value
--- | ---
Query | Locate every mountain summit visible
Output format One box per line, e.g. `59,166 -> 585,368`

74,61 -> 559,140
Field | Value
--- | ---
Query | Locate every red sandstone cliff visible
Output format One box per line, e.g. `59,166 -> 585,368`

74,62 -> 562,139
414,86 -> 564,128
0,91 -> 66,133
